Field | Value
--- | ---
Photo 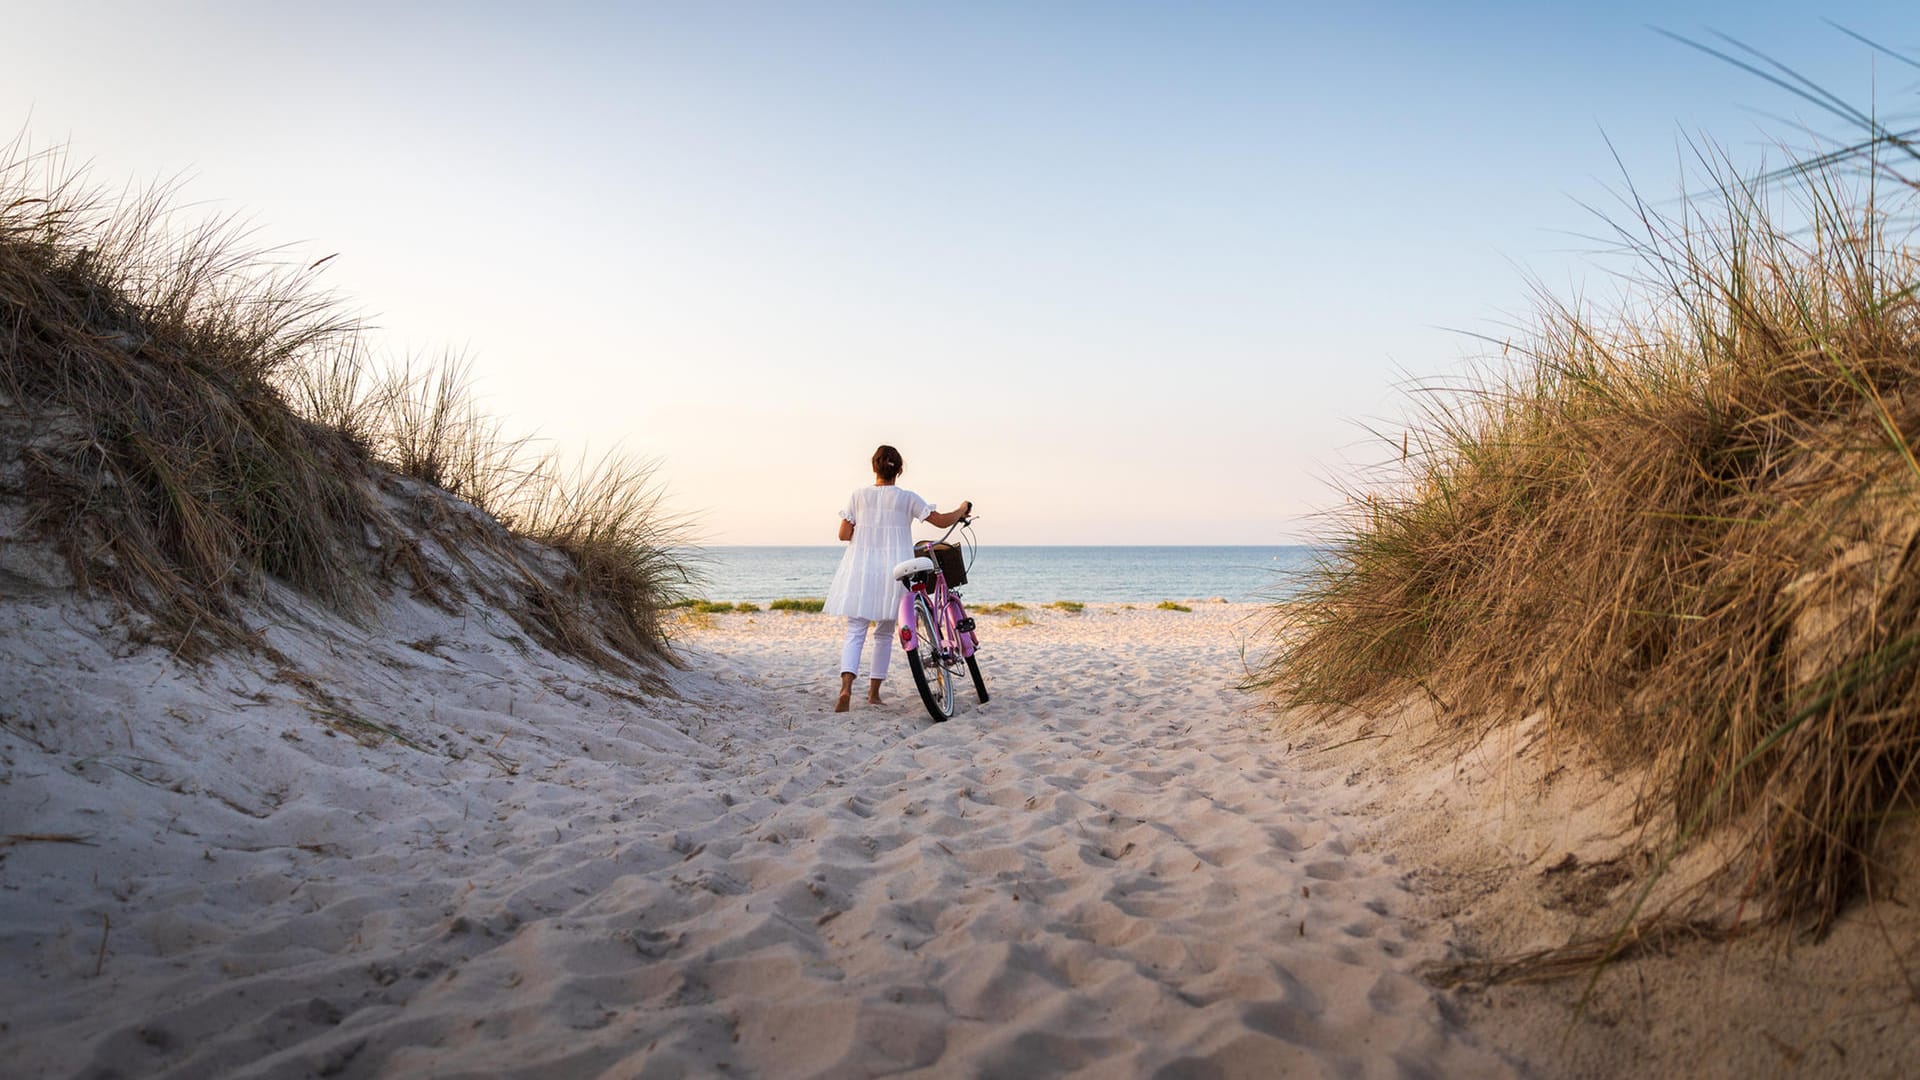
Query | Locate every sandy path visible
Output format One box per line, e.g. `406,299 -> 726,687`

581,607 -> 1507,1077
3,602 -> 1510,1077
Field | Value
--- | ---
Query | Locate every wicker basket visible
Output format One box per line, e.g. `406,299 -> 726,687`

916,540 -> 967,586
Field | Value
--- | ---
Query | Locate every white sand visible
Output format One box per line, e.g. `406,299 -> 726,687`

1302,699 -> 1920,1078
11,499 -> 1918,1080
0,560 -> 1514,1077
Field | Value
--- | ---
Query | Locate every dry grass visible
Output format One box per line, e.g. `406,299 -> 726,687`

0,136 -> 691,671
1419,915 -> 1741,990
492,449 -> 692,669
1265,132 -> 1920,932
1,141 -> 376,650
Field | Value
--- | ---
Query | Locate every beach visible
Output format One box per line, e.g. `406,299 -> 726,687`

5,589 -> 1516,1077
9,10 -> 1920,1076
9,569 -> 1920,1077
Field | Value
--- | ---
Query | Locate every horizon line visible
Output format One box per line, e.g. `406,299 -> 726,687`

683,541 -> 1322,549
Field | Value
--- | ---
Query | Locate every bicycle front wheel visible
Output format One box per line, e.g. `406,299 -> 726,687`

904,594 -> 954,722
966,654 -> 988,704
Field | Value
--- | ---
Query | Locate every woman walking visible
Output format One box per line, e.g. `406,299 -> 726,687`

824,445 -> 971,713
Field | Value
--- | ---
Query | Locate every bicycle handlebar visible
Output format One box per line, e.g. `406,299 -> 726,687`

936,502 -> 975,544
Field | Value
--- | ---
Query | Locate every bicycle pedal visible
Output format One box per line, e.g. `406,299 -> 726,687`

954,617 -> 975,633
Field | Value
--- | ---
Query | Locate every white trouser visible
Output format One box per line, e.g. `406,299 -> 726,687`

840,617 -> 897,680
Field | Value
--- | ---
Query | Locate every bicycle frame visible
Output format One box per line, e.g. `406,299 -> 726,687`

896,564 -> 976,658
896,520 -> 976,659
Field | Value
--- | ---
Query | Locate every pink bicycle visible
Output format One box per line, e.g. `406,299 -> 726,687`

891,513 -> 988,722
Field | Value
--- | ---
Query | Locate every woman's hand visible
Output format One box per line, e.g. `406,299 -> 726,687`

926,500 -> 974,529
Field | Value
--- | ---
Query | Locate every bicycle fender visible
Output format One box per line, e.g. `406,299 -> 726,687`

948,597 -> 976,657
897,592 -> 917,648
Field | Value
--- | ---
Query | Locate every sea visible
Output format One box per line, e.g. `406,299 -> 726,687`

682,545 -> 1321,606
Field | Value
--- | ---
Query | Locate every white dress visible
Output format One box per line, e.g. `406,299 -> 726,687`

824,485 -> 933,622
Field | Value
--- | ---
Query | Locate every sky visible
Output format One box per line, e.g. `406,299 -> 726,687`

5,2 -> 1916,544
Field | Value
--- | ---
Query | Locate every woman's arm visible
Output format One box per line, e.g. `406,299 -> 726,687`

924,500 -> 972,529
838,518 -> 854,542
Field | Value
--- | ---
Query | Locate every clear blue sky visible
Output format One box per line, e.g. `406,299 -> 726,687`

6,2 -> 1914,542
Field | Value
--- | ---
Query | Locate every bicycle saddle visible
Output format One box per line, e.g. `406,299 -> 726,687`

892,556 -> 936,582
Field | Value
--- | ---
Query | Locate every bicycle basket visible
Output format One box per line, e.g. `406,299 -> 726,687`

915,541 -> 968,587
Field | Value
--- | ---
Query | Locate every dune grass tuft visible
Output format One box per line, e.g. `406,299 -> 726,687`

0,137 -> 692,671
769,597 -> 825,612
0,141 -> 377,652
1264,135 -> 1920,932
1156,601 -> 1192,612
1045,600 -> 1085,613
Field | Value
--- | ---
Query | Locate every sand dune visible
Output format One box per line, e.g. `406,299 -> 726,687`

2,588 -> 1511,1077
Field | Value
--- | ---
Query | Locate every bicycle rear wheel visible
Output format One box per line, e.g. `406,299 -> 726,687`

904,594 -> 953,722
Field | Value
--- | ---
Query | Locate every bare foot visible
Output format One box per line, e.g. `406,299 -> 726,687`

834,691 -> 851,713
867,692 -> 883,705
867,679 -> 883,705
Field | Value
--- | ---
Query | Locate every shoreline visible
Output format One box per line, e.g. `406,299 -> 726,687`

680,545 -> 1318,610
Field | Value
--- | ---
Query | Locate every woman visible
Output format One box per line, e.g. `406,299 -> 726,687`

824,445 -> 971,713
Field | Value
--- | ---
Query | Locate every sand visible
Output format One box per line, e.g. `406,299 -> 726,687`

1,565 -> 1514,1078
10,525 -> 1916,1079
1303,699 -> 1920,1079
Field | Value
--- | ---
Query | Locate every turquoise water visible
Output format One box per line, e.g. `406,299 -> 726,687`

683,545 -> 1319,605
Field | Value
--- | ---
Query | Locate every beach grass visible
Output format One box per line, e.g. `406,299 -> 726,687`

1046,600 -> 1086,613
1263,129 -> 1920,932
769,598 -> 825,612
0,137 -> 693,670
1157,601 -> 1192,612
685,600 -> 764,614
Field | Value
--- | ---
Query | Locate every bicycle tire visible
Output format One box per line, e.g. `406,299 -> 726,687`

965,654 -> 988,703
904,594 -> 953,722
